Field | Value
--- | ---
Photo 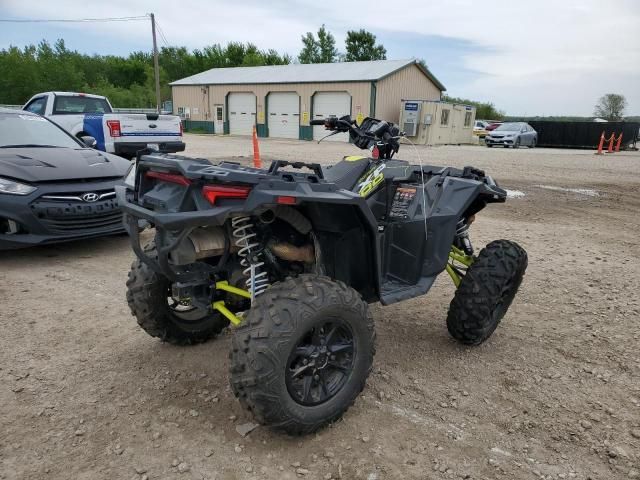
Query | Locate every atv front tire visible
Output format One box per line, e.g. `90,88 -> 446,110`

230,275 -> 375,435
447,240 -> 527,345
126,243 -> 228,345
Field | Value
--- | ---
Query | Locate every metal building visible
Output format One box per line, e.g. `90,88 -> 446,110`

170,59 -> 445,141
399,100 -> 476,145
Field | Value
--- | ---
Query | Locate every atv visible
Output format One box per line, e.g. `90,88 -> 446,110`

118,115 -> 527,435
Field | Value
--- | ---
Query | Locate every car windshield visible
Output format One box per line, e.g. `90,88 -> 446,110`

495,123 -> 523,131
53,96 -> 112,114
0,113 -> 81,148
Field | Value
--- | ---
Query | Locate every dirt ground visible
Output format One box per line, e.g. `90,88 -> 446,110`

1,134 -> 639,480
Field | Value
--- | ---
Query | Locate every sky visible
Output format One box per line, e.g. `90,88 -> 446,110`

1,0 -> 639,116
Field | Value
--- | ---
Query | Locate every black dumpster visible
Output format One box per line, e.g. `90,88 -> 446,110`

525,121 -> 639,149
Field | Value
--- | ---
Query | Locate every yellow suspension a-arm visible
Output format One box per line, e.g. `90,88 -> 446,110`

446,246 -> 474,288
212,281 -> 251,326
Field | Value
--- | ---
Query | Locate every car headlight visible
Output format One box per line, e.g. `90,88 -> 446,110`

0,176 -> 37,195
124,163 -> 137,188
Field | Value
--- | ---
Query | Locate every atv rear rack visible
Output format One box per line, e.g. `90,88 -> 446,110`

268,160 -> 324,179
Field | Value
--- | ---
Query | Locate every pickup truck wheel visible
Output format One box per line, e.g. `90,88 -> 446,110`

230,275 -> 375,435
126,243 -> 228,345
447,240 -> 527,345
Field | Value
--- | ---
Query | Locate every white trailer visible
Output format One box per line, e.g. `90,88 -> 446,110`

400,100 -> 476,146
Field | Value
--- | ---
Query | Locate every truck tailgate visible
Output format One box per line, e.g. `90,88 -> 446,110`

115,114 -> 182,141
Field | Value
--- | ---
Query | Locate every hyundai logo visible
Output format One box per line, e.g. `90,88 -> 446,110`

82,192 -> 99,202
149,124 -> 157,128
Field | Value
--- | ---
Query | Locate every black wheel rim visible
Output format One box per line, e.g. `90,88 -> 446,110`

285,320 -> 356,406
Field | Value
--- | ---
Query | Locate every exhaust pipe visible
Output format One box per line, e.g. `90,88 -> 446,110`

170,227 -> 233,265
269,242 -> 315,264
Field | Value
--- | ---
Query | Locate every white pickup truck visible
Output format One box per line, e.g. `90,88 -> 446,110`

22,92 -> 185,158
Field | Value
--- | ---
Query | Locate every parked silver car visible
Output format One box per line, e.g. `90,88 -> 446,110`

485,122 -> 537,148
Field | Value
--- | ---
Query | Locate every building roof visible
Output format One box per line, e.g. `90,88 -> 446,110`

170,59 -> 446,91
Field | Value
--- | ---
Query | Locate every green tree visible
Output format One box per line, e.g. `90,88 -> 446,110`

344,29 -> 386,62
0,46 -> 34,104
298,25 -> 338,63
317,25 -> 338,63
0,38 -> 290,107
594,93 -> 627,121
298,32 -> 321,63
263,49 -> 292,65
159,47 -> 201,81
443,95 -> 505,120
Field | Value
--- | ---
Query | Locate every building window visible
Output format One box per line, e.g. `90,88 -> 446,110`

440,109 -> 450,126
216,106 -> 223,121
464,111 -> 472,127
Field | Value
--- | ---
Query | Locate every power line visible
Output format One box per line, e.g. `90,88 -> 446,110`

155,21 -> 171,49
0,15 -> 149,23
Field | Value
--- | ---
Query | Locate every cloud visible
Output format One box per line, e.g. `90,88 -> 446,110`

1,0 -> 639,115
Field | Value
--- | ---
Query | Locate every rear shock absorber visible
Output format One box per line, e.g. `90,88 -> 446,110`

455,218 -> 474,255
231,216 -> 270,301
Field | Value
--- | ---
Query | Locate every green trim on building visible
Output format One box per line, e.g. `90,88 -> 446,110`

182,120 -> 214,134
260,93 -> 269,138
302,92 -> 316,141
299,125 -> 313,141
223,94 -> 230,134
370,81 -> 377,118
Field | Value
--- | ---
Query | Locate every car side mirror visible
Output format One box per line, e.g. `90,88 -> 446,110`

521,128 -> 526,133
80,135 -> 97,148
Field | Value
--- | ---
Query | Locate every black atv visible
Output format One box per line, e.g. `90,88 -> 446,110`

118,115 -> 527,435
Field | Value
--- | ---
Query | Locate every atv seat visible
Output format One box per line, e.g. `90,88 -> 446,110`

322,156 -> 371,191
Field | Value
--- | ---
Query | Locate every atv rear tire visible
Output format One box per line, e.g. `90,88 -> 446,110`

230,275 -> 375,435
447,240 -> 527,345
126,243 -> 228,345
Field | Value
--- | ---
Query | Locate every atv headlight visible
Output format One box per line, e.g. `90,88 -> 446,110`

0,176 -> 37,195
124,163 -> 137,188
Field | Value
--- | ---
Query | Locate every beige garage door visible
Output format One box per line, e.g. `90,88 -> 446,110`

228,93 -> 256,135
268,92 -> 299,139
312,92 -> 351,142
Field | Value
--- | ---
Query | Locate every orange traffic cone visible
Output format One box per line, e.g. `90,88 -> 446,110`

615,133 -> 623,152
252,125 -> 261,168
607,133 -> 614,153
596,131 -> 605,155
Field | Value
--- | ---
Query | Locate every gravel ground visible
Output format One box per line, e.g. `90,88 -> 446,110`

1,134 -> 639,480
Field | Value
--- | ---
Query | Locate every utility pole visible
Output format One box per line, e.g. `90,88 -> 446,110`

150,13 -> 161,113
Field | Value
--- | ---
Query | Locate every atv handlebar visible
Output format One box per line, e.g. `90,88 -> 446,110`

311,115 -> 402,159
